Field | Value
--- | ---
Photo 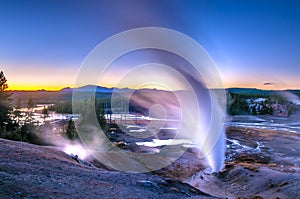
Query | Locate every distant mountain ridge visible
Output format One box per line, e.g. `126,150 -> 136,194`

227,88 -> 273,96
227,88 -> 300,97
59,85 -> 132,93
73,85 -> 114,93
11,85 -> 299,95
11,85 -> 300,106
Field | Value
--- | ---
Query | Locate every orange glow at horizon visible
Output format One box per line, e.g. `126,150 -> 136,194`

3,64 -> 78,91
3,64 -> 299,91
7,76 -> 300,91
219,69 -> 300,91
8,84 -> 69,91
8,81 -> 299,91
221,80 -> 300,91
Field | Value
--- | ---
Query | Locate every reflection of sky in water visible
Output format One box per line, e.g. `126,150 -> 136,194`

11,104 -> 79,125
227,121 -> 300,134
226,115 -> 300,134
136,138 -> 191,147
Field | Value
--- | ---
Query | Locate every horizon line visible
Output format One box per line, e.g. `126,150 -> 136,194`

6,85 -> 300,92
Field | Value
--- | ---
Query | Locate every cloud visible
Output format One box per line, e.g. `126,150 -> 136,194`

263,82 -> 276,86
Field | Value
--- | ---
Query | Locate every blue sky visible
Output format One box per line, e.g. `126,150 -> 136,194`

1,0 -> 300,90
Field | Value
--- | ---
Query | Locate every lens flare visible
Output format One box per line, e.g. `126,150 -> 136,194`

72,27 -> 226,173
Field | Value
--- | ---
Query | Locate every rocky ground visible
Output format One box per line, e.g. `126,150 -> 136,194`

0,138 -> 214,199
186,126 -> 300,199
1,117 -> 300,199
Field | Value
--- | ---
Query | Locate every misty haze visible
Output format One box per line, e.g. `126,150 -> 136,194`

1,1 -> 300,199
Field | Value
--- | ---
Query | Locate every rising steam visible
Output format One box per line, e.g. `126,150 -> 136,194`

73,27 -> 226,173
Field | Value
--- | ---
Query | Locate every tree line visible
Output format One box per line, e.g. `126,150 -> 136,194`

0,71 -> 108,145
227,91 -> 298,116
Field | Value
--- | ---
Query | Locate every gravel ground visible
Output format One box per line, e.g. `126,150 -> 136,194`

1,118 -> 300,199
186,126 -> 300,199
0,138 -> 214,199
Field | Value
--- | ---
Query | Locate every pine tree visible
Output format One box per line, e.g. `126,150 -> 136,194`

13,97 -> 22,124
42,106 -> 48,121
27,96 -> 34,109
66,118 -> 78,140
26,96 -> 35,124
0,71 -> 12,131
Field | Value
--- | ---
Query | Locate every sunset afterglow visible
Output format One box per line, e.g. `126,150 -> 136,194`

1,1 -> 300,90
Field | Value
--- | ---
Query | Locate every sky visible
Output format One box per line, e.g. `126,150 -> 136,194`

1,0 -> 300,90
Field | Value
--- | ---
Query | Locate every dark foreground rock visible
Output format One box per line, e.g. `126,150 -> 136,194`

186,127 -> 300,199
186,163 -> 300,199
0,138 -> 214,199
2,122 -> 300,199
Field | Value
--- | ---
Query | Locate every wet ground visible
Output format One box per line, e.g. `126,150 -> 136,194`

185,115 -> 300,199
1,114 -> 300,198
114,115 -> 300,198
228,114 -> 300,134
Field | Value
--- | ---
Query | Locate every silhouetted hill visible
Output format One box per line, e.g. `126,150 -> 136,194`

286,90 -> 300,97
227,88 -> 273,96
75,85 -> 114,93
11,86 -> 300,107
12,90 -> 72,106
59,87 -> 72,92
